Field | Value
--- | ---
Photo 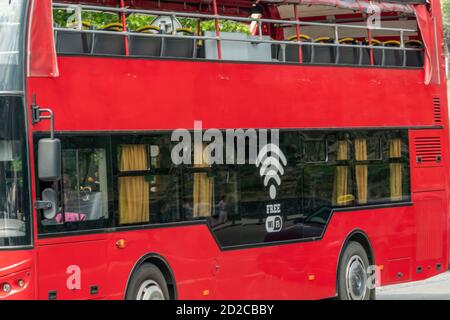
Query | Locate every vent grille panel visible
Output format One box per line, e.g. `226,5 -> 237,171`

415,137 -> 442,164
432,96 -> 442,125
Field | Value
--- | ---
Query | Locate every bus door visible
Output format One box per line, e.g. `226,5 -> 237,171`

36,142 -> 111,299
37,236 -> 108,300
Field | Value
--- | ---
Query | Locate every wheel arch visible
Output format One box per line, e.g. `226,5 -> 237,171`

124,253 -> 178,300
335,229 -> 375,296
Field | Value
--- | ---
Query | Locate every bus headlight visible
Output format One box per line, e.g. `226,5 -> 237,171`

1,283 -> 11,293
0,269 -> 32,298
17,279 -> 25,288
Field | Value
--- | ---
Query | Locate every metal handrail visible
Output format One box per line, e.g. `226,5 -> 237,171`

52,3 -> 417,33
0,22 -> 20,26
54,27 -> 423,52
53,1 -> 423,66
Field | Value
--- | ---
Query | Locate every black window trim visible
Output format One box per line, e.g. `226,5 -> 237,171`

34,128 -> 412,241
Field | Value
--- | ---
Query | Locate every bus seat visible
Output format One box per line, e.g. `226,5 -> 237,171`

247,35 -> 273,62
359,39 -> 383,66
405,40 -> 424,67
284,34 -> 312,63
55,22 -> 93,54
311,37 -> 336,64
383,40 -> 403,67
336,38 -> 359,65
129,25 -> 162,57
162,28 -> 197,58
92,23 -> 126,56
64,191 -> 103,221
202,31 -> 270,61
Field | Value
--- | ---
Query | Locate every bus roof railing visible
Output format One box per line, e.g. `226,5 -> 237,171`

52,2 -> 417,34
52,27 -> 422,52
52,2 -> 422,64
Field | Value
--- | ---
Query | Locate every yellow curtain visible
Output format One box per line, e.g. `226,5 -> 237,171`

118,145 -> 150,224
193,143 -> 213,217
389,139 -> 402,201
355,139 -> 368,204
333,140 -> 352,206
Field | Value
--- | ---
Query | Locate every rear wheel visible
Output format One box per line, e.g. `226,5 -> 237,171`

337,241 -> 375,300
126,263 -> 169,300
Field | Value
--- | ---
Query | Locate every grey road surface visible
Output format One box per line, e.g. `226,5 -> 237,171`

376,271 -> 450,300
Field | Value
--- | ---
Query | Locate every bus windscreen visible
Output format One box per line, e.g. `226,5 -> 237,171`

0,0 -> 26,92
0,96 -> 30,247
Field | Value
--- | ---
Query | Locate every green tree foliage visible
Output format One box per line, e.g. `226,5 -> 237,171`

53,9 -> 119,28
53,9 -> 249,33
178,18 -> 249,33
127,14 -> 154,30
443,0 -> 450,41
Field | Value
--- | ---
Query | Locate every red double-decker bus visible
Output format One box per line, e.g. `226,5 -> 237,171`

0,0 -> 449,300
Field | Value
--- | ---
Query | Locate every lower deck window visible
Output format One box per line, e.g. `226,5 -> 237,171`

38,136 -> 111,233
117,144 -> 180,225
62,148 -> 109,222
36,129 -> 411,245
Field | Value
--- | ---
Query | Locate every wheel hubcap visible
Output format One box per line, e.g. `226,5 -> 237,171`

136,280 -> 165,300
345,255 -> 367,300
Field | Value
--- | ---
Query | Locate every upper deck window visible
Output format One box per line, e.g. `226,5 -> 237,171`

52,1 -> 424,68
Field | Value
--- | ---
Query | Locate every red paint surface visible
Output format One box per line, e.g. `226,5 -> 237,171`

22,55 -> 450,299
30,56 -> 437,132
2,0 -> 449,300
28,205 -> 448,299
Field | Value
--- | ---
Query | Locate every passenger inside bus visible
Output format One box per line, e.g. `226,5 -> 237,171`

52,1 -> 424,67
40,147 -> 108,228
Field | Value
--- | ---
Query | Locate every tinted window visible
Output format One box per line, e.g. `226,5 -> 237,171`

150,174 -> 180,223
0,96 -> 30,246
37,130 -> 410,244
62,148 -> 109,222
182,167 -> 241,246
238,164 -> 272,245
354,131 -> 410,205
302,137 -> 327,163
114,134 -> 180,226
209,169 -> 240,246
38,136 -> 112,233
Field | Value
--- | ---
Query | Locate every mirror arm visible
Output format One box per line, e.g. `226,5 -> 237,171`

34,200 -> 53,210
31,95 -> 55,140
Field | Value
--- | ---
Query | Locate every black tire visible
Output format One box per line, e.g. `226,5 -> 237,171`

337,241 -> 375,300
125,263 -> 170,300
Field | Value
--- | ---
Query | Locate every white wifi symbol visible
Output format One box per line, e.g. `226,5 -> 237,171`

256,143 -> 287,200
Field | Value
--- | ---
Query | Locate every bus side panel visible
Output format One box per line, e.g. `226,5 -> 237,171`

33,205 -> 447,299
217,239 -> 337,299
413,192 -> 447,274
106,205 -> 445,299
29,57 -> 437,133
37,236 -> 108,300
201,203 -> 441,299
103,225 -> 219,300
409,129 -> 450,277
27,42 -> 450,299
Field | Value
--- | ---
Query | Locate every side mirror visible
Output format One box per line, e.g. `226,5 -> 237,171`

38,138 -> 61,181
41,188 -> 58,220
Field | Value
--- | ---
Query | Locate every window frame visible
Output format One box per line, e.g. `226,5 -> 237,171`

35,129 -> 412,242
349,130 -> 411,206
112,134 -> 184,226
36,134 -> 114,235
